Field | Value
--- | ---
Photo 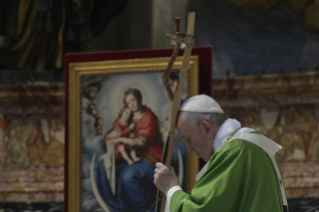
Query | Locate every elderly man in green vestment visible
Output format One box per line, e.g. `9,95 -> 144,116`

154,94 -> 289,212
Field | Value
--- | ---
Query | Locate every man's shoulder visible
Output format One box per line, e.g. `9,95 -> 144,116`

202,137 -> 274,184
219,137 -> 266,153
210,138 -> 270,165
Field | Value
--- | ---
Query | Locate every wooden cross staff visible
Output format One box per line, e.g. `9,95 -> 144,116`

155,12 -> 196,212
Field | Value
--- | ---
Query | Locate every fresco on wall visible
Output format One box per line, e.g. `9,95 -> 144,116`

189,0 -> 319,78
0,0 -> 128,70
229,0 -> 319,34
0,84 -> 65,204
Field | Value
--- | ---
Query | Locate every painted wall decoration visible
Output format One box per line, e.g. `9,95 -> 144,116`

212,71 -> 319,198
229,0 -> 319,33
0,84 -> 65,203
189,1 -> 319,78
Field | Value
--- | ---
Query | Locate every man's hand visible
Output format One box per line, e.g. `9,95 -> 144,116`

154,162 -> 180,195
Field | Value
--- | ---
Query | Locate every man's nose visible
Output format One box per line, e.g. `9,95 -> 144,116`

186,145 -> 193,152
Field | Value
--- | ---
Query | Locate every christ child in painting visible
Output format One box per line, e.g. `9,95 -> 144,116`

113,106 -> 141,165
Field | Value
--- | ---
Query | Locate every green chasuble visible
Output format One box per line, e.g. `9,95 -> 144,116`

170,139 -> 284,212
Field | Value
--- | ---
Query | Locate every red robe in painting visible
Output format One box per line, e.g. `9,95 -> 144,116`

133,107 -> 163,162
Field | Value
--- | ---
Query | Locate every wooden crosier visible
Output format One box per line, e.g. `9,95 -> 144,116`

156,12 -> 196,212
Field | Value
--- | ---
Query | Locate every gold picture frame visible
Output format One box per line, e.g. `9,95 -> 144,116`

67,56 -> 199,212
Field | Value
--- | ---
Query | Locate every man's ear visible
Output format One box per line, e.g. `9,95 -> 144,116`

200,120 -> 215,138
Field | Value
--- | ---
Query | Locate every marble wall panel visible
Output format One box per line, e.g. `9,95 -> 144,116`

0,84 -> 64,203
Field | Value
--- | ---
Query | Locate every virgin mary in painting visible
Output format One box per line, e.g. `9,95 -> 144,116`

92,88 -> 163,212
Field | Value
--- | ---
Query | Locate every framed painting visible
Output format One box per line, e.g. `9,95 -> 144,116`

67,55 -> 199,212
64,47 -> 212,212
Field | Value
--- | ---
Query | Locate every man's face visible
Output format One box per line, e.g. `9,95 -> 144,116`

176,112 -> 214,162
125,94 -> 139,112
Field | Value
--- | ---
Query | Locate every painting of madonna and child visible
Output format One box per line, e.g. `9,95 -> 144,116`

81,72 -> 192,212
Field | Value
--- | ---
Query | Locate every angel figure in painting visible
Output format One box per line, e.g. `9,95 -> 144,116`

83,81 -> 102,101
87,103 -> 98,117
94,116 -> 104,135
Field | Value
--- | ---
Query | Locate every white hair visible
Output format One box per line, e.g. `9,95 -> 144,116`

180,111 -> 227,128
